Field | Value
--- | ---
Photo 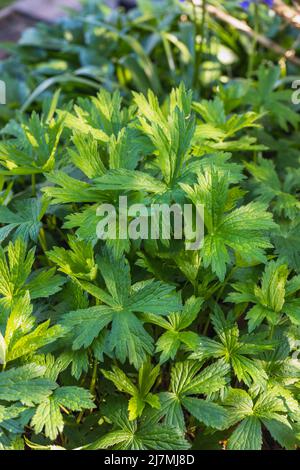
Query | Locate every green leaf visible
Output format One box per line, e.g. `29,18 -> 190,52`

108,311 -> 154,369
0,364 -> 56,406
58,249 -> 181,368
182,168 -> 276,280
25,268 -> 66,299
84,399 -> 189,450
31,386 -> 94,440
182,397 -> 229,430
262,419 -> 299,450
43,171 -> 102,204
0,112 -> 64,174
228,261 -> 300,331
0,332 -> 6,365
47,237 -> 97,282
6,321 -> 65,363
61,305 -> 113,350
94,168 -> 167,194
0,198 -> 47,243
54,386 -> 95,411
31,396 -> 64,441
227,416 -> 262,450
101,366 -> 138,396
129,279 -> 182,315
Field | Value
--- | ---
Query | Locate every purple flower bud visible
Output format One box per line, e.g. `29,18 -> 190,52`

239,0 -> 273,9
240,0 -> 251,7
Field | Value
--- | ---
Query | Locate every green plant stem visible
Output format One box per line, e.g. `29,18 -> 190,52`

31,174 -> 36,197
76,410 -> 84,425
203,266 -> 237,335
90,358 -> 98,397
216,266 -> 238,303
193,277 -> 198,296
269,324 -> 275,340
193,0 -> 207,90
247,3 -> 259,78
76,362 -> 98,425
38,227 -> 48,254
203,312 -> 211,336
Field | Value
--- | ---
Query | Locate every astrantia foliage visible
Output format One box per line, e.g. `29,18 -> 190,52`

0,0 -> 300,452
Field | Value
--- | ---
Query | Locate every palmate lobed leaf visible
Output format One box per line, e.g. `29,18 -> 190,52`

31,386 -> 95,440
0,197 -> 47,244
102,361 -> 160,421
227,416 -> 262,450
190,307 -> 273,385
0,239 -> 64,327
83,401 -> 189,451
0,364 -> 57,406
182,168 -> 276,281
227,261 -> 300,331
59,248 -> 181,368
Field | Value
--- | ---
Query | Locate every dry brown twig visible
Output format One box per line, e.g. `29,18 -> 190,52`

273,0 -> 300,29
207,3 -> 300,66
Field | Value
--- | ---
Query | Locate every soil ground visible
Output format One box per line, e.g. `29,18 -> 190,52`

0,0 -> 81,57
